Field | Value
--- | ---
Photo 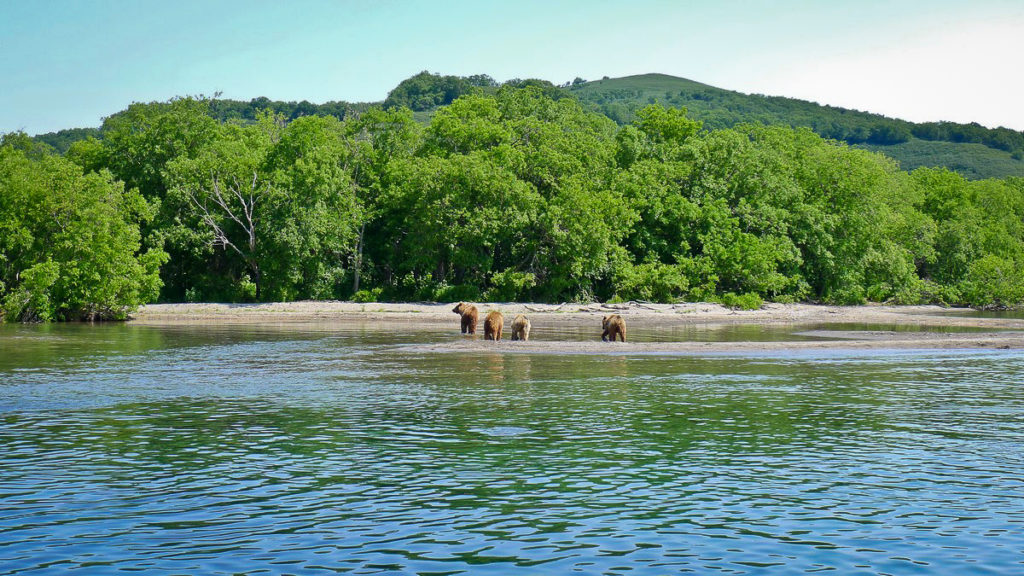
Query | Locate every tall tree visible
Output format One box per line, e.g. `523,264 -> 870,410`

0,137 -> 166,321
342,107 -> 420,294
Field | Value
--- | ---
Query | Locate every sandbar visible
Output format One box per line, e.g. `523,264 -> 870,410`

129,301 -> 1024,353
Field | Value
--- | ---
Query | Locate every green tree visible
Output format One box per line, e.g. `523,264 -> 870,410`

384,153 -> 540,293
18,82 -> 1024,310
342,107 -> 420,294
425,87 -> 628,300
0,140 -> 166,321
166,113 -> 362,301
99,97 -> 219,200
264,115 -> 361,299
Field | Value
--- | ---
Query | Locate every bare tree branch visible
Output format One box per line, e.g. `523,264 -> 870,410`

187,168 -> 266,263
187,188 -> 244,259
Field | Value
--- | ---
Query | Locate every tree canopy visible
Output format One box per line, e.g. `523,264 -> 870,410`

4,83 -> 1024,320
35,72 -> 1024,180
0,135 -> 165,321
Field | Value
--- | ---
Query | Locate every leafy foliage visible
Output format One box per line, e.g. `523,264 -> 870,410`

164,113 -> 361,301
37,72 -> 1023,180
7,76 -> 1024,320
0,137 -> 165,321
384,71 -> 498,111
718,292 -> 764,311
571,73 -> 1024,180
33,127 -> 101,154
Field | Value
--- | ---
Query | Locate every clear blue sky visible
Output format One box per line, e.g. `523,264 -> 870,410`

2,0 -> 1022,134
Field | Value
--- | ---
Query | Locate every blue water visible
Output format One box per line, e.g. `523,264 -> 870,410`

1,323 -> 1023,574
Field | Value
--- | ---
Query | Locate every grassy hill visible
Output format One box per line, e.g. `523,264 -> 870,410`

857,140 -> 1024,180
570,73 -> 1024,180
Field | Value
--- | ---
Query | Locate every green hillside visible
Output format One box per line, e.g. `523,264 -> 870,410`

28,71 -> 1024,179
570,73 -> 1024,180
858,140 -> 1024,181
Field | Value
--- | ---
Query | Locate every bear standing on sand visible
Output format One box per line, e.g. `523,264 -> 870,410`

510,314 -> 531,341
484,311 -> 504,341
452,302 -> 478,334
602,314 -> 626,342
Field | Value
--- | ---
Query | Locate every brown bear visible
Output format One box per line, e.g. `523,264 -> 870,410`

452,302 -> 478,334
602,314 -> 626,342
484,311 -> 504,341
510,314 -> 531,341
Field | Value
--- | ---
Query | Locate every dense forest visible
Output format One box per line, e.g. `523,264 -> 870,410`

4,78 -> 1024,321
35,72 -> 1024,179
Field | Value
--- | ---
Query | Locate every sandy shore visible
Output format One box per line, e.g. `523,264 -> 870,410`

129,301 -> 1024,352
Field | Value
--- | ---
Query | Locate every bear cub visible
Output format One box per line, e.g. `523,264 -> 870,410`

510,314 -> 531,341
601,314 -> 626,342
484,311 -> 504,341
452,302 -> 478,334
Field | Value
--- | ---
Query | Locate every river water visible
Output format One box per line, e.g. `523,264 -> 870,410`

1,323 -> 1022,574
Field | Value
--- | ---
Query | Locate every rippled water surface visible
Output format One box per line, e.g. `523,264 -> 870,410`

2,322 -> 1023,575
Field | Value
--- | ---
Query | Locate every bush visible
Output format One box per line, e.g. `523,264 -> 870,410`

718,292 -> 764,310
919,280 -> 961,306
2,261 -> 60,322
0,145 -> 165,322
381,273 -> 435,301
352,288 -> 383,303
237,275 -> 258,302
483,270 -> 536,302
827,286 -> 867,306
613,262 -> 688,303
862,245 -> 924,304
433,284 -> 480,302
959,255 -> 1024,308
678,257 -> 718,302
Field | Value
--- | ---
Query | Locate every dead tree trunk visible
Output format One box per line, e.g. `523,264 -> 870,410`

189,171 -> 264,299
352,222 -> 365,294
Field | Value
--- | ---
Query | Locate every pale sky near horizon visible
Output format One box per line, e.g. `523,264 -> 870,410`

1,0 -> 1022,134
